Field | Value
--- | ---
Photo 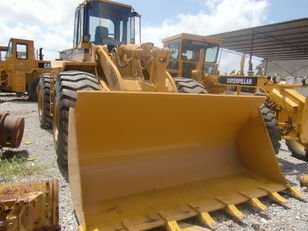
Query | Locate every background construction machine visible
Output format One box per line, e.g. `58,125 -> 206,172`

163,33 -> 223,78
37,1 -> 303,230
0,180 -> 59,231
163,33 -> 308,158
0,38 -> 51,101
163,33 -> 226,94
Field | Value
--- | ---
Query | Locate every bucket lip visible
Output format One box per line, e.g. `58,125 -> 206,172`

81,176 -> 289,231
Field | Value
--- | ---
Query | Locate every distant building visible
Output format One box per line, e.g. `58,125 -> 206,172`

261,59 -> 308,97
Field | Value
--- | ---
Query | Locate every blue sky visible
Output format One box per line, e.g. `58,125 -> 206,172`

120,0 -> 308,27
267,0 -> 308,23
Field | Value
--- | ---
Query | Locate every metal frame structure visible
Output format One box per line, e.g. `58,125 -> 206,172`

209,17 -> 308,72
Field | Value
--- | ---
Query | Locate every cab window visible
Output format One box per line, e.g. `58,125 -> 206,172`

182,40 -> 202,61
0,50 -> 6,62
205,45 -> 219,63
165,41 -> 179,70
203,64 -> 214,74
182,39 -> 219,63
16,43 -> 28,60
6,41 -> 13,58
73,9 -> 80,47
90,17 -> 115,43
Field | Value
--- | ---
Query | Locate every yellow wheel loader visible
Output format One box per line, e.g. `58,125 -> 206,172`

163,33 -> 308,159
0,38 -> 51,101
163,33 -> 222,79
37,1 -> 303,230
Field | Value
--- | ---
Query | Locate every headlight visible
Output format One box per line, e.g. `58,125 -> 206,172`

303,76 -> 308,86
272,74 -> 281,84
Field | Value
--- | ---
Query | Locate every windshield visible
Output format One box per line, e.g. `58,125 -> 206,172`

182,39 -> 219,63
85,1 -> 135,45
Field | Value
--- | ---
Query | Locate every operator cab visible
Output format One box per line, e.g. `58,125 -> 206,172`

74,0 -> 141,48
163,33 -> 223,78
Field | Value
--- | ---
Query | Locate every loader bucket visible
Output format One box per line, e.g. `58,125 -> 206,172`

68,92 -> 295,231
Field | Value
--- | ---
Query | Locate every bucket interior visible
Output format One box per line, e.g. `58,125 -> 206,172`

68,92 -> 287,231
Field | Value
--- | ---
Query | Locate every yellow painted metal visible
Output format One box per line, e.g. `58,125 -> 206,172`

249,198 -> 267,211
165,221 -> 182,231
181,225 -> 208,231
239,192 -> 267,210
158,215 -> 183,231
266,191 -> 288,204
0,38 -> 51,94
216,198 -> 244,220
206,74 -> 308,150
225,204 -> 244,220
163,33 -> 224,45
288,186 -> 304,199
270,192 -> 288,204
189,205 -> 215,229
68,91 -> 290,231
198,212 -> 215,229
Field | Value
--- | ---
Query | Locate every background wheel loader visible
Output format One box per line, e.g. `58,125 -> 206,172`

0,38 -> 51,101
37,1 -> 303,230
163,33 -> 308,159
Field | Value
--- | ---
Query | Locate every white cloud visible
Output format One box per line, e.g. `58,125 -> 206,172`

0,0 -> 80,59
143,0 -> 268,45
203,0 -> 223,10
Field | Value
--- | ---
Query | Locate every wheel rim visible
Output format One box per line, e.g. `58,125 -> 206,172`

38,88 -> 43,118
53,98 -> 59,145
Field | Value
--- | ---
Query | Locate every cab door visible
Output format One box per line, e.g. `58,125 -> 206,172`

12,39 -> 35,72
4,39 -> 35,91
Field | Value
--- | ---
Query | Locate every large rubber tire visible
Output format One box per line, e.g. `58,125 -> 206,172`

285,140 -> 308,160
53,71 -> 100,168
28,76 -> 40,101
261,105 -> 281,154
37,74 -> 52,129
174,77 -> 208,93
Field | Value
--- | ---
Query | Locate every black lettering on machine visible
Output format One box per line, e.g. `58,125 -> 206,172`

218,76 -> 258,86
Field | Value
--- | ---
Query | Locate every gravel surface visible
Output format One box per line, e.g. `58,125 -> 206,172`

0,92 -> 307,231
0,93 -> 78,231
